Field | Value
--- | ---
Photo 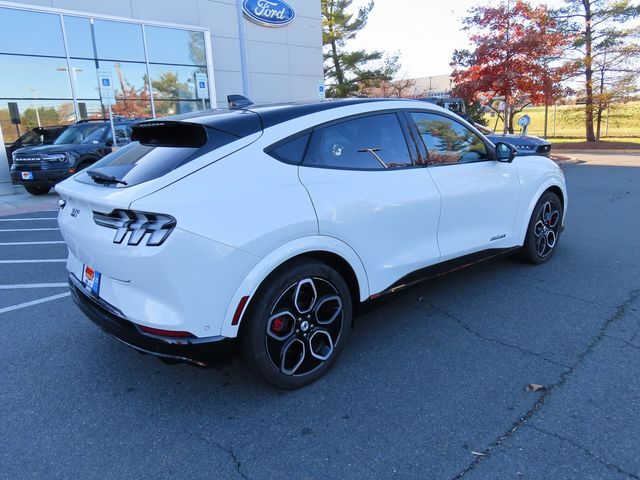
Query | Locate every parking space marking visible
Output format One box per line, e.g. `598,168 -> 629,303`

0,218 -> 58,222
0,292 -> 70,315
0,259 -> 66,264
0,241 -> 65,246
0,228 -> 59,232
0,283 -> 68,290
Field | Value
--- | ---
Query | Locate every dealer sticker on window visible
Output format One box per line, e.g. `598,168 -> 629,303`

82,265 -> 101,295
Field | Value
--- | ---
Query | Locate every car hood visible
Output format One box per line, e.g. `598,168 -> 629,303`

13,143 -> 102,156
486,134 -> 550,146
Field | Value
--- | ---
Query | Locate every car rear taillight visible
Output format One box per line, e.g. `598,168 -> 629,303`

93,209 -> 176,246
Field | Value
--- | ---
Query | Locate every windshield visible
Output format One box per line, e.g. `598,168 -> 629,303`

54,123 -> 105,145
82,126 -> 109,144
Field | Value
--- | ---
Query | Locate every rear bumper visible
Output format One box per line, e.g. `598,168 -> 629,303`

69,274 -> 237,367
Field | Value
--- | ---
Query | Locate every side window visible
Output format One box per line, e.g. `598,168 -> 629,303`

304,113 -> 413,170
267,133 -> 310,165
410,112 -> 489,165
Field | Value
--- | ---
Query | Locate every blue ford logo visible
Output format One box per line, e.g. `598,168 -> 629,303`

242,0 -> 295,27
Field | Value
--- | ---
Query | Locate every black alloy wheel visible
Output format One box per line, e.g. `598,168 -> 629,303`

241,260 -> 352,389
520,191 -> 563,264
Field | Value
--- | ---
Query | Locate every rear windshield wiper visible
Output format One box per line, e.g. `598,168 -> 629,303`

87,170 -> 128,186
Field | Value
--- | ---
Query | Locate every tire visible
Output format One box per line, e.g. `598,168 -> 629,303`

24,185 -> 51,196
240,259 -> 353,389
519,191 -> 563,264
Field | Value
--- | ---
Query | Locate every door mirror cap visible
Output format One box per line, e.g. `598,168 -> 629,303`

495,142 -> 517,162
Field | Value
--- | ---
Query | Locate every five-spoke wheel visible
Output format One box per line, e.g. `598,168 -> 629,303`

520,191 -> 563,264
241,260 -> 352,389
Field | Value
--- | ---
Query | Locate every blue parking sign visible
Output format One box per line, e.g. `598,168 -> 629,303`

199,81 -> 206,89
102,78 -> 110,87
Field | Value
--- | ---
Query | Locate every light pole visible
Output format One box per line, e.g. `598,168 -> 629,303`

29,88 -> 41,128
57,66 -> 83,121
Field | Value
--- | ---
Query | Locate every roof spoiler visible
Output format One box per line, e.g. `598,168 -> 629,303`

227,94 -> 253,110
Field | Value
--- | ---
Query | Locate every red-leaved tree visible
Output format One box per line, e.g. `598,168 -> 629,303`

451,1 -> 574,133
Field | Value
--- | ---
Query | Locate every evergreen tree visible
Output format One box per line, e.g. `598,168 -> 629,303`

322,0 -> 399,97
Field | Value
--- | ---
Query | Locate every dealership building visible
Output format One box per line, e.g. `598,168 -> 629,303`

0,0 -> 323,194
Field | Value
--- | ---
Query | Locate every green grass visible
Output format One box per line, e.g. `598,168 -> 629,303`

483,101 -> 640,139
547,137 -> 640,144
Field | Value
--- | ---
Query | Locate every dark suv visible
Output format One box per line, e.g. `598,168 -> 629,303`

5,125 -> 68,166
11,119 -> 136,195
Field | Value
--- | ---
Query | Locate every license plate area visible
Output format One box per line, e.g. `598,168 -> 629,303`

82,265 -> 101,295
21,171 -> 33,180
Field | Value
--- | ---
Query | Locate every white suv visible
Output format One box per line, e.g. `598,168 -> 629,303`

57,98 -> 567,389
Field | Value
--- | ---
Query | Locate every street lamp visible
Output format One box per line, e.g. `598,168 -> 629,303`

29,88 -> 41,127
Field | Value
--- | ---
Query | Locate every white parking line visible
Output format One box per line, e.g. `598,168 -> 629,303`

0,241 -> 65,246
0,218 -> 57,222
0,292 -> 70,314
0,228 -> 59,232
0,283 -> 68,289
0,259 -> 66,264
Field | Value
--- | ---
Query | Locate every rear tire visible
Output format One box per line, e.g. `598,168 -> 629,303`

240,259 -> 353,389
24,185 -> 51,196
518,191 -> 563,264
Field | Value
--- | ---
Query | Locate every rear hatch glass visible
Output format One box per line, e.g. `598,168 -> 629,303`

76,121 -> 238,188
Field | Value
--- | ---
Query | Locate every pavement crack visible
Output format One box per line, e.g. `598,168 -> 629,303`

427,301 -> 570,369
486,267 -> 616,308
191,432 -> 249,479
525,425 -> 640,479
450,288 -> 640,479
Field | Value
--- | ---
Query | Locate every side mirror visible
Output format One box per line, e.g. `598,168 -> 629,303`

104,139 -> 113,147
495,142 -> 517,162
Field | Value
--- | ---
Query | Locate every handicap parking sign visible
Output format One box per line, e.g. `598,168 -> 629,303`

102,78 -> 110,87
198,81 -> 206,89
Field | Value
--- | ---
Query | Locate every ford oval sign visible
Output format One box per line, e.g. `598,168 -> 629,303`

243,0 -> 295,27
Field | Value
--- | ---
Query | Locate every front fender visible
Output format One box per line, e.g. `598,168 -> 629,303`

220,235 -> 370,338
515,159 -> 568,245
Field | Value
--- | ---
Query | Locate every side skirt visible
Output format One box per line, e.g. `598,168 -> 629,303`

368,247 -> 519,301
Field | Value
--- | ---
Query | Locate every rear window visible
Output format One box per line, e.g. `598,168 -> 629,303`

76,122 -> 241,188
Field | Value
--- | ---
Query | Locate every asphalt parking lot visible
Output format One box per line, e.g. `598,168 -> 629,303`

1,157 -> 639,479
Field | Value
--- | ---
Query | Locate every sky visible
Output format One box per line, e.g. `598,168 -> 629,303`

347,0 -> 565,79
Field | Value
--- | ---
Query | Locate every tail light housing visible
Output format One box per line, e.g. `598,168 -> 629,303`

93,209 -> 176,246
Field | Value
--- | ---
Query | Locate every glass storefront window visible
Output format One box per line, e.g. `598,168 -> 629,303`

71,60 -> 150,100
63,16 -> 95,59
0,100 -> 76,143
149,64 -> 207,100
145,27 -> 206,66
0,7 -> 65,57
0,54 -> 73,99
0,6 -> 211,160
93,20 -> 145,62
153,99 -> 211,117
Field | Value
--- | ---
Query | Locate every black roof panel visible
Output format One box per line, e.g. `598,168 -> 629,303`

146,98 -> 419,138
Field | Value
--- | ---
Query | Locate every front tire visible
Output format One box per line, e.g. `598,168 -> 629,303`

519,191 -> 563,264
240,259 -> 353,389
24,185 -> 51,196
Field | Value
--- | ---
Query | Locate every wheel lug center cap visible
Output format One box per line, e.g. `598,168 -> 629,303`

300,320 -> 310,332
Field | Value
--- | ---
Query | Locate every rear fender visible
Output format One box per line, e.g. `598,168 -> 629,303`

220,236 -> 369,338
